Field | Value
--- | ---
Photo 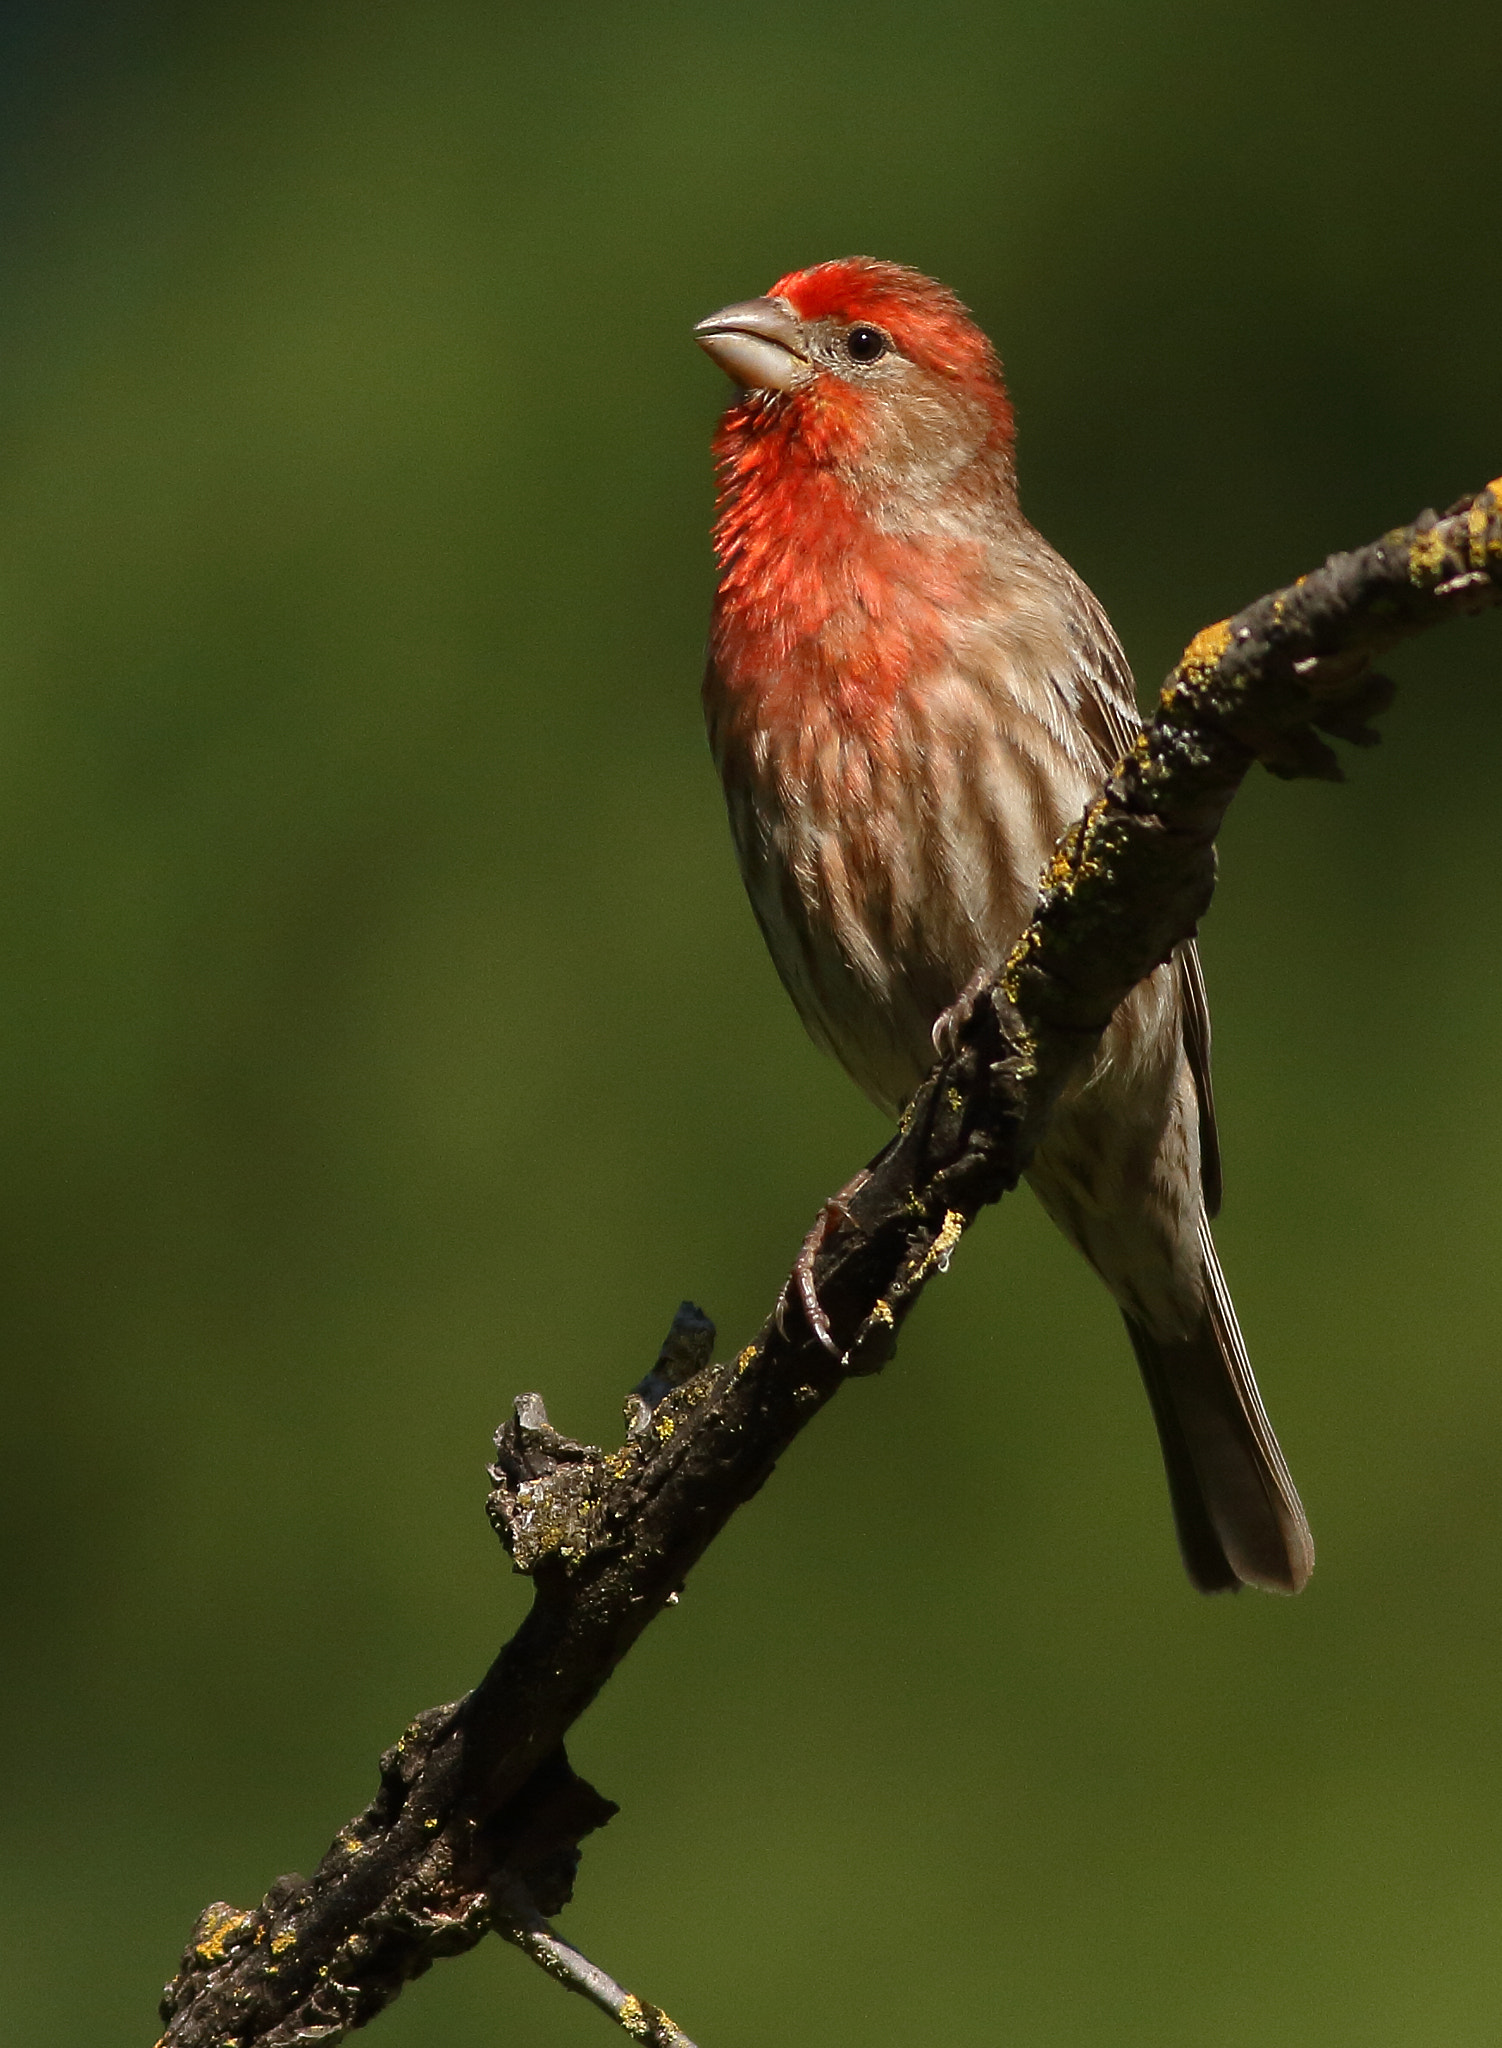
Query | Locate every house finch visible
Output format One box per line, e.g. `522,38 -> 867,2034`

694,257 -> 1313,1594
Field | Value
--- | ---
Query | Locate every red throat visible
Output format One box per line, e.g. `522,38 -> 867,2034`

708,402 -> 984,745
703,257 -> 1017,752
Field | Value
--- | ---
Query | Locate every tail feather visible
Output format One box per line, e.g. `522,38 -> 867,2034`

1124,1217 -> 1314,1595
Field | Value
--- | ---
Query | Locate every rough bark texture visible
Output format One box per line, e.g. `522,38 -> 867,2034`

158,479 -> 1502,2046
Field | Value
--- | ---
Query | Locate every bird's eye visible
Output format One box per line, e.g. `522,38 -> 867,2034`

843,324 -> 891,365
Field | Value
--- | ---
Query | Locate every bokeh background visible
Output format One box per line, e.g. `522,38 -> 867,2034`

3,2 -> 1501,2042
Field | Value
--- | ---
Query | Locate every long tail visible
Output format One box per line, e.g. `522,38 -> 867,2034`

1123,1217 -> 1314,1595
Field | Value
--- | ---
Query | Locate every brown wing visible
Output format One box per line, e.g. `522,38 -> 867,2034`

1056,556 -> 1223,1218
1175,939 -> 1223,1217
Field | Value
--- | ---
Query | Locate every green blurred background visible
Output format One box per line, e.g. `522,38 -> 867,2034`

2,2 -> 1501,2042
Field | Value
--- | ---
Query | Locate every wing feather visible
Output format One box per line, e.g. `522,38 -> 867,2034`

1052,552 -> 1224,1217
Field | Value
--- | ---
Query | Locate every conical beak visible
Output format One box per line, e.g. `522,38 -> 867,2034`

693,295 -> 810,393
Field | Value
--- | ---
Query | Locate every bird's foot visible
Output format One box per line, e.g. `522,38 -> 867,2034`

931,966 -> 996,1062
779,1168 -> 872,1358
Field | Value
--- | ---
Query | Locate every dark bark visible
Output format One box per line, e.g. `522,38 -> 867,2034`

158,479 -> 1502,2046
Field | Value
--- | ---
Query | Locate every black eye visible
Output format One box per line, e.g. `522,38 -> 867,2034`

843,323 -> 890,365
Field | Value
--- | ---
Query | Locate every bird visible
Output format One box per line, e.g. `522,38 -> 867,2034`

693,256 -> 1313,1595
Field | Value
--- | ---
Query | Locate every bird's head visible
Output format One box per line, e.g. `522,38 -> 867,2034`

695,257 -> 1015,509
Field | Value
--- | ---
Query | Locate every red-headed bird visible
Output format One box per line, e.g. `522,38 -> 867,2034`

695,257 -> 1312,1595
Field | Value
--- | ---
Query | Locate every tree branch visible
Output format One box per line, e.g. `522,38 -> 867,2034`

157,479 -> 1502,2046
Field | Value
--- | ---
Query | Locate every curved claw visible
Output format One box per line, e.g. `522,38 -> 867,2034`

794,1233 -> 841,1357
932,966 -> 994,1063
783,1173 -> 872,1359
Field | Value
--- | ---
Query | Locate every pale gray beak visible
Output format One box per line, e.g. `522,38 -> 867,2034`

693,295 -> 810,393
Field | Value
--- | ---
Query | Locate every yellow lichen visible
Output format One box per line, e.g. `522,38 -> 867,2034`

915,1209 -> 966,1283
1268,575 -> 1311,626
512,1472 -> 601,1566
935,1208 -> 965,1257
1042,836 -> 1079,890
1041,798 -> 1108,894
866,1299 -> 896,1329
270,1931 -> 296,1956
1408,524 -> 1450,584
193,1904 -> 256,1964
1178,618 -> 1232,681
1467,499 -> 1488,569
614,1997 -> 680,2042
1471,480 -> 1502,565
